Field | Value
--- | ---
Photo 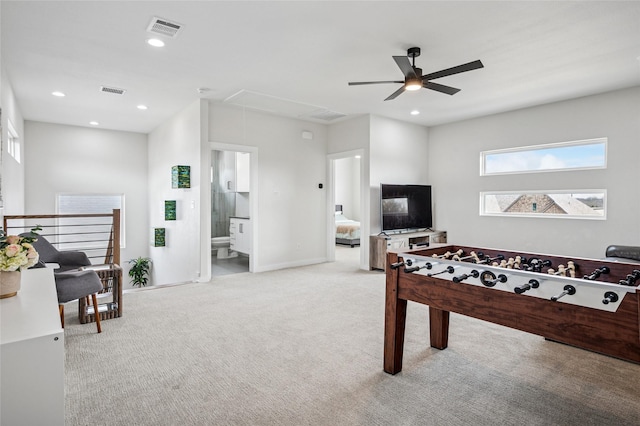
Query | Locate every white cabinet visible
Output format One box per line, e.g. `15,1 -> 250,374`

1,268 -> 65,426
369,230 -> 447,270
230,217 -> 251,255
221,151 -> 250,193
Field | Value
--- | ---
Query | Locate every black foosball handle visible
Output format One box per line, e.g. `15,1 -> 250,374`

404,262 -> 434,274
428,265 -> 455,277
390,261 -> 405,270
452,269 -> 479,283
514,279 -> 539,294
602,291 -> 619,305
551,284 -> 576,301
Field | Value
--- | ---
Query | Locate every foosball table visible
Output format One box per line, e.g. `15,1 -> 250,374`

384,244 -> 640,374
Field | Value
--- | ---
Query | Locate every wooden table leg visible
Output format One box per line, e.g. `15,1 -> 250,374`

384,256 -> 408,375
429,307 -> 450,349
384,298 -> 407,374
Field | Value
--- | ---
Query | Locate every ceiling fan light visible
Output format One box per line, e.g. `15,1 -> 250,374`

405,80 -> 422,91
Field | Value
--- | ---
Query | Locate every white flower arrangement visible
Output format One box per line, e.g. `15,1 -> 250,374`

0,232 -> 40,272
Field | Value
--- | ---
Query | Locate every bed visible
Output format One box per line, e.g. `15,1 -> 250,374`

335,205 -> 360,247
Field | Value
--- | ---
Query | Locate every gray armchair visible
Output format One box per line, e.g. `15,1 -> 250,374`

605,245 -> 640,264
21,233 -> 103,332
20,232 -> 91,271
55,269 -> 103,333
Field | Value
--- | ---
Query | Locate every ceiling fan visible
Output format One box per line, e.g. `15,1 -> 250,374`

348,47 -> 484,101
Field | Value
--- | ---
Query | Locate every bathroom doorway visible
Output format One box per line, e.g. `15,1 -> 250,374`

210,145 -> 256,276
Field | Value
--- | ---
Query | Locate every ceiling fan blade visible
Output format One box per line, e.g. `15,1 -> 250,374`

384,85 -> 406,101
392,56 -> 417,79
422,60 -> 484,81
348,80 -> 404,86
423,81 -> 460,95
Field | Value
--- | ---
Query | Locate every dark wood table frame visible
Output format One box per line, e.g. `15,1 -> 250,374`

384,245 -> 640,374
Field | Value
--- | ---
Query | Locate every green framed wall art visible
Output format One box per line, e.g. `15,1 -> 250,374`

171,165 -> 190,188
152,228 -> 166,247
165,200 -> 177,220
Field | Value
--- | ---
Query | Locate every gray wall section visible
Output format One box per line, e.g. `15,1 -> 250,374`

427,87 -> 640,259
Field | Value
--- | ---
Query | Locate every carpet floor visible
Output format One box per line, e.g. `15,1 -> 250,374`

63,248 -> 640,425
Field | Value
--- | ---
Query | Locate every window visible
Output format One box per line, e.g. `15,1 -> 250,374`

480,190 -> 606,220
7,120 -> 20,163
480,138 -> 606,176
57,194 -> 125,247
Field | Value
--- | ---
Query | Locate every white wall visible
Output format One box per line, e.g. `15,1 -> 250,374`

428,87 -> 640,259
369,115 -> 430,233
148,100 -> 206,285
23,121 -> 149,287
334,156 -> 360,221
327,115 -> 371,269
327,115 -> 370,154
209,103 -> 328,271
1,69 -> 25,217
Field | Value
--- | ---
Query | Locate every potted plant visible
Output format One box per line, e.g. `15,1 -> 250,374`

128,256 -> 151,288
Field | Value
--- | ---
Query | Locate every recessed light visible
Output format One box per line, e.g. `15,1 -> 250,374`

355,155 -> 361,159
147,38 -> 165,47
89,121 -> 99,126
137,105 -> 148,110
52,91 -> 66,97
410,110 -> 420,116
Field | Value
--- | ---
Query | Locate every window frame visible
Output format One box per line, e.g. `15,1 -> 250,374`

56,193 -> 126,247
480,137 -> 607,176
7,119 -> 20,163
479,189 -> 607,220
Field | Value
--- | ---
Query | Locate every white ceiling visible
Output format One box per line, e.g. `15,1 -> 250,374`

2,1 -> 639,134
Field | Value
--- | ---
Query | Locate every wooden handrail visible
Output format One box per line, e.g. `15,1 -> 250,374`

3,209 -> 121,267
4,213 -> 119,221
3,209 -> 124,322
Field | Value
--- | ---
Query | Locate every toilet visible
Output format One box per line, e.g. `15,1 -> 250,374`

211,236 -> 236,259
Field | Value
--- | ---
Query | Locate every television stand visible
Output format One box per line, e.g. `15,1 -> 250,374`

369,229 -> 447,271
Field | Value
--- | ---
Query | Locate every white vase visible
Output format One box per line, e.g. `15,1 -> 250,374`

0,271 -> 21,299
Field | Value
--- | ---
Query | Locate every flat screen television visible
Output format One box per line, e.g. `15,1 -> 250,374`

381,184 -> 432,232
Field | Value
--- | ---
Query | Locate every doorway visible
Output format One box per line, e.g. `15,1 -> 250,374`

209,143 -> 258,277
328,149 -> 367,270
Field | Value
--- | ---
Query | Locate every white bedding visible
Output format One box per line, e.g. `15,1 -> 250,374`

335,213 -> 360,239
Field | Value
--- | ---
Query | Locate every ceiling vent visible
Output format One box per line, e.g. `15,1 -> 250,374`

100,86 -> 126,95
147,17 -> 183,38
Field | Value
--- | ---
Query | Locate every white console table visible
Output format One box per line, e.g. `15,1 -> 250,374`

1,268 -> 65,426
369,230 -> 447,271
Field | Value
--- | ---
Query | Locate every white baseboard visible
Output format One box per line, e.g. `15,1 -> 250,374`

253,257 -> 328,273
